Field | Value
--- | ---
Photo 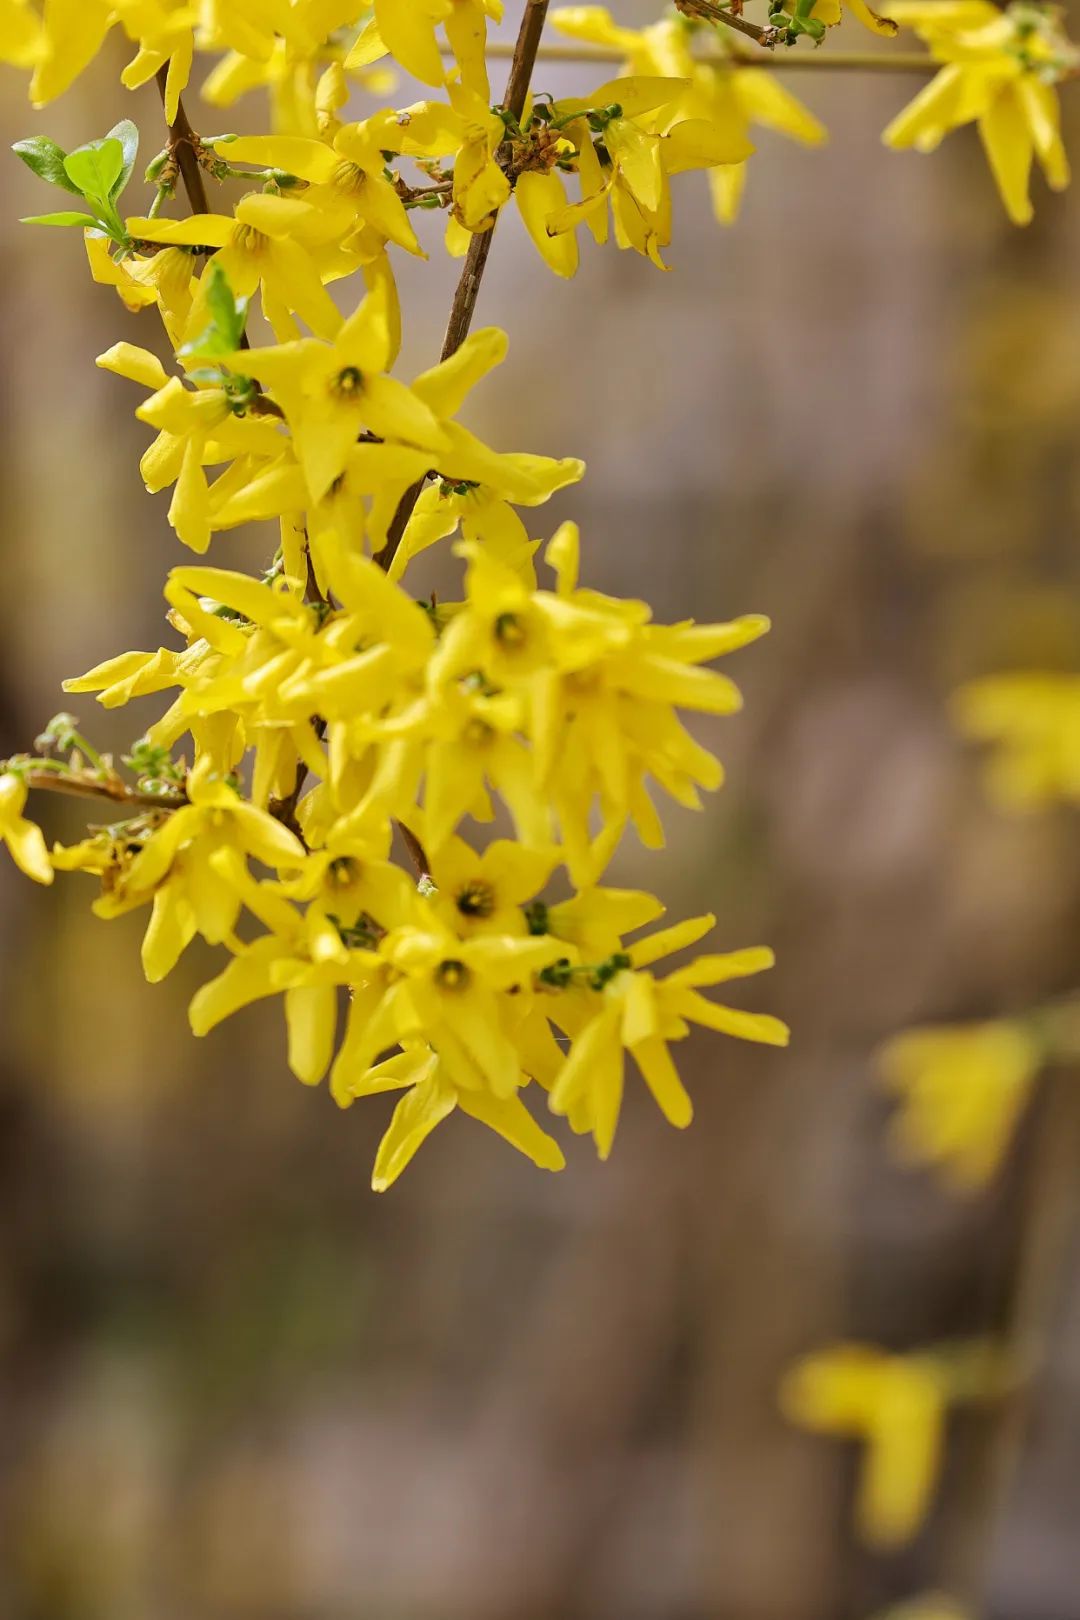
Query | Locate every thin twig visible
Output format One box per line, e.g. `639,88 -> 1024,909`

673,0 -> 785,48
467,40 -> 939,72
374,0 -> 552,575
23,770 -> 185,812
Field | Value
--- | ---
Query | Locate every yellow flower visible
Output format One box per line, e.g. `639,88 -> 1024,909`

548,918 -> 788,1158
347,0 -> 503,98
366,680 -> 550,852
29,0 -> 113,106
218,283 -> 457,504
389,452 -> 585,586
427,524 -> 769,880
872,1596 -> 973,1620
87,236 -> 197,341
361,1045 -> 565,1191
543,74 -> 753,268
331,903 -> 567,1101
0,772 -> 53,885
96,341 -> 285,553
426,835 -> 558,936
951,671 -> 1080,807
780,1341 -> 1011,1549
189,888 -> 381,1090
550,9 -> 825,224
126,194 -> 345,343
201,4 -> 396,137
110,755 -> 307,981
0,0 -> 42,71
779,0 -> 898,40
883,1 -> 1075,225
212,119 -> 426,260
878,1020 -> 1042,1190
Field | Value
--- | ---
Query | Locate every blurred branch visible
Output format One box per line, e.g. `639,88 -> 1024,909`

456,41 -> 941,71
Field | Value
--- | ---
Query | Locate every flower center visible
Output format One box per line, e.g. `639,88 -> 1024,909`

331,366 -> 365,398
494,612 -> 526,648
455,880 -> 495,919
331,160 -> 366,196
435,958 -> 470,991
462,717 -> 494,747
232,223 -> 267,255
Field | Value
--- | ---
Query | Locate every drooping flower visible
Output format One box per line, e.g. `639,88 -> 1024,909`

951,671 -> 1080,807
878,1019 -> 1042,1189
883,1 -> 1076,225
780,1340 -> 1012,1548
550,8 -> 825,223
0,772 -> 53,885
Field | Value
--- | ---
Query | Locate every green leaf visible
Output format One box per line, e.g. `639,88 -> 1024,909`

20,210 -> 99,228
106,119 -> 139,198
206,262 -> 248,347
178,262 -> 249,359
63,137 -> 124,205
12,135 -> 83,196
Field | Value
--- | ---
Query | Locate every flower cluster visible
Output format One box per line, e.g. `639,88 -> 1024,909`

47,509 -> 788,1185
1,0 -> 831,1188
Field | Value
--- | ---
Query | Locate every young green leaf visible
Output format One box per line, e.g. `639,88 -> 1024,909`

12,136 -> 83,196
106,119 -> 139,198
63,137 -> 124,206
205,262 -> 248,347
178,263 -> 249,359
20,211 -> 99,228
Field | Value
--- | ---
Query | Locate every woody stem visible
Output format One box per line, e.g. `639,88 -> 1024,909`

373,0 -> 553,575
153,70 -> 211,214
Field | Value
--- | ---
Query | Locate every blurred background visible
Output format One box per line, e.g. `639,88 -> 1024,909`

2,12 -> 1080,1618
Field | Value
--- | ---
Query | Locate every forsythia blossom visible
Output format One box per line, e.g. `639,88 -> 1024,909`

952,671 -> 1080,807
878,1019 -> 1043,1190
780,1340 -> 1014,1548
884,1 -> 1077,225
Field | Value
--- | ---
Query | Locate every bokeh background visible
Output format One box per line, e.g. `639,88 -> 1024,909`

2,13 -> 1080,1618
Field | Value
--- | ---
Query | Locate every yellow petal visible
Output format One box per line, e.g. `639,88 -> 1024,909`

978,85 -> 1035,225
285,983 -> 337,1085
515,170 -> 579,278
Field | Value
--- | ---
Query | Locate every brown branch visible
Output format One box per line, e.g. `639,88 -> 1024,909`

154,69 -> 211,215
503,0 -> 555,120
673,0 -> 784,48
373,0 -> 552,574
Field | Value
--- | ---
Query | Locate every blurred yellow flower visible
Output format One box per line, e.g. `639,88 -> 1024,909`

952,672 -> 1080,808
872,1596 -> 974,1620
883,1 -> 1076,225
781,1341 -> 1011,1548
879,1020 -> 1042,1190
0,772 -> 53,886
